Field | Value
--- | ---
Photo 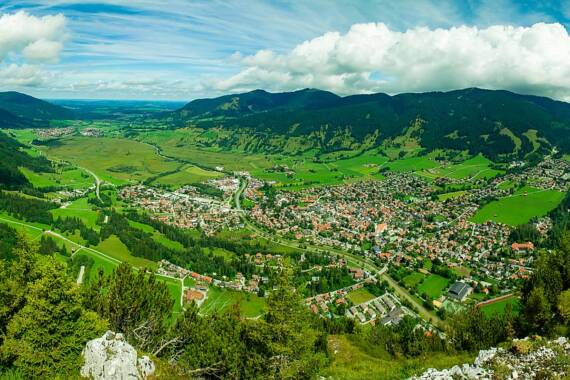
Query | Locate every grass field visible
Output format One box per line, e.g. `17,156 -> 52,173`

138,130 -> 392,189
20,167 -> 93,190
0,213 -> 47,240
385,156 -> 439,172
322,335 -> 475,380
152,164 -> 223,188
74,250 -> 118,281
471,186 -> 565,225
51,197 -> 100,229
438,190 -> 468,201
346,288 -> 376,304
95,235 -> 158,270
127,219 -> 185,251
480,296 -> 521,316
403,272 -> 426,288
39,136 -> 180,185
417,275 -> 450,299
418,154 -> 502,180
452,266 -> 471,278
200,287 -> 266,318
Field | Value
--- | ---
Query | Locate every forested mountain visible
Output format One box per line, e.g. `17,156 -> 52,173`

0,108 -> 42,129
171,88 -> 570,158
0,91 -> 74,124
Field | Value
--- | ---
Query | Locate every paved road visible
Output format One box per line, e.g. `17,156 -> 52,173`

80,167 -> 102,202
76,265 -> 85,284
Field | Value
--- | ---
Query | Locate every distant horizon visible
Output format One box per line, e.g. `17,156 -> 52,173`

29,86 -> 570,104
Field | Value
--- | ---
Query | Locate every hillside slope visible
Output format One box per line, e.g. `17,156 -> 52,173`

171,88 -> 570,158
0,132 -> 53,189
0,91 -> 74,122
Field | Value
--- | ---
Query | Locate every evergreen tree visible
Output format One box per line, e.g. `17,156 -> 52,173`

84,263 -> 173,352
0,243 -> 106,378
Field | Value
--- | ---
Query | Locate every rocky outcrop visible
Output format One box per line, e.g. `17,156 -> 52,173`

81,331 -> 155,380
411,337 -> 570,380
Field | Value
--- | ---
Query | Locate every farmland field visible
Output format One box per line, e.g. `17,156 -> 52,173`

438,190 -> 468,201
417,275 -> 449,299
471,186 -> 565,225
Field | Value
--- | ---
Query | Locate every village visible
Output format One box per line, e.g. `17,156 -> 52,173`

119,184 -> 242,235
246,157 -> 570,293
118,156 -> 568,326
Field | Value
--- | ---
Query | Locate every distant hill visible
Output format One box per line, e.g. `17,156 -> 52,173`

170,88 -> 570,159
0,91 -> 75,123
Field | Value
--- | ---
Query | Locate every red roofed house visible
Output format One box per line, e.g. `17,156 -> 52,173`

511,242 -> 534,251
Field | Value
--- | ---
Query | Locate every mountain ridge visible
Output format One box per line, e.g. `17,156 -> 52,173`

169,87 -> 570,159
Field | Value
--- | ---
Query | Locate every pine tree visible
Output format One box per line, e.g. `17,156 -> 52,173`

0,245 -> 106,378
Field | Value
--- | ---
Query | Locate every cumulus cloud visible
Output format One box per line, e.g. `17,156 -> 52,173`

211,22 -> 570,101
0,11 -> 67,63
0,64 -> 46,87
0,11 -> 66,90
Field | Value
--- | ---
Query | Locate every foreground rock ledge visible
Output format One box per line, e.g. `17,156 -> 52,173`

410,337 -> 570,380
81,331 -> 155,380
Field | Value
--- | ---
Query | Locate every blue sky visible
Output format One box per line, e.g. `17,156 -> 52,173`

0,0 -> 568,100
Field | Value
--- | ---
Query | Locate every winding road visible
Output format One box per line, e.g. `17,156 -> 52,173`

80,167 -> 102,202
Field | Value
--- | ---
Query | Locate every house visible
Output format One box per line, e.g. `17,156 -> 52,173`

511,242 -> 534,251
335,298 -> 346,305
349,268 -> 364,280
380,307 -> 404,326
448,281 -> 472,302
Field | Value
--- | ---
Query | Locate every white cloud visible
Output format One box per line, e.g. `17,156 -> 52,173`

0,64 -> 46,87
0,11 -> 67,63
210,22 -> 570,101
0,11 -> 66,90
23,39 -> 64,63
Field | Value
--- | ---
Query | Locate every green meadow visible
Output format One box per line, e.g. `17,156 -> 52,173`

322,335 -> 475,380
417,274 -> 449,299
471,186 -> 565,225
51,197 -> 100,229
151,164 -> 223,188
20,167 -> 93,190
39,136 -> 180,185
201,287 -> 266,318
479,296 -> 520,316
402,272 -> 426,288
95,234 -> 158,270
417,154 -> 502,180
346,288 -> 376,304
